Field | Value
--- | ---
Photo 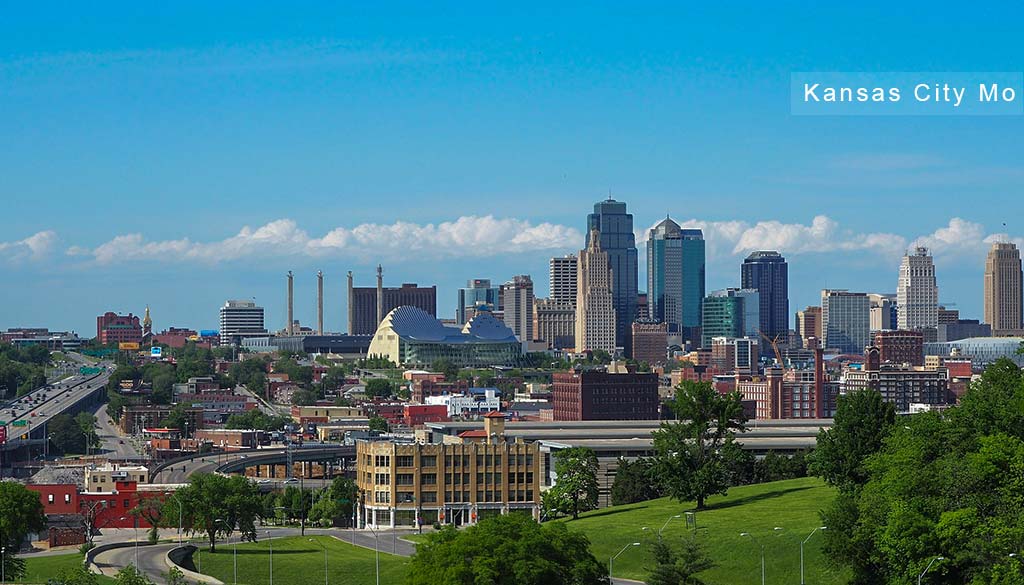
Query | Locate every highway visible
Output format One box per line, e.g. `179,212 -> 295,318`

1,354 -> 112,449
92,401 -> 141,459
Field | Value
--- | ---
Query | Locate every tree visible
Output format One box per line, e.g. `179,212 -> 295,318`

646,536 -> 716,585
160,404 -> 191,434
225,410 -> 290,431
49,564 -> 100,585
166,473 -> 262,551
368,416 -> 390,433
0,482 -> 46,580
129,493 -> 165,542
48,413 -> 87,454
407,513 -> 608,585
290,388 -> 318,406
308,476 -> 357,526
430,359 -> 459,381
75,411 -> 101,452
809,389 -> 895,493
652,381 -> 747,509
114,565 -> 154,585
550,447 -> 599,520
150,372 -> 175,404
610,457 -> 663,506
364,378 -> 393,398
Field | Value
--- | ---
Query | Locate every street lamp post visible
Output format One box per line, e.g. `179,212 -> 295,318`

659,514 -> 683,537
800,526 -> 827,585
308,538 -> 328,585
741,528 -> 783,585
2,545 -> 6,584
174,497 -> 184,546
367,525 -> 380,585
918,556 -> 945,585
609,542 -> 640,578
266,531 -> 273,585
216,519 -> 237,585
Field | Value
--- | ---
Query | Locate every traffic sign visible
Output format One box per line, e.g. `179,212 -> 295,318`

12,420 -> 27,427
151,346 -> 163,358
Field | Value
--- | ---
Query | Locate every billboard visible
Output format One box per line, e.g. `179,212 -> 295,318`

118,342 -> 140,350
0,426 -> 6,444
151,346 -> 163,358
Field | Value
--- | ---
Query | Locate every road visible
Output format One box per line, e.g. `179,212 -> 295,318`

92,527 -> 419,584
93,400 -> 141,459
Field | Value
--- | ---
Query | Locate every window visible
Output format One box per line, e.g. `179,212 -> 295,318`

476,473 -> 484,484
374,455 -> 391,468
493,455 -> 502,466
109,499 -> 117,508
421,492 -> 437,503
397,492 -> 415,503
48,494 -> 54,504
64,494 -> 71,504
396,456 -> 414,468
420,473 -> 436,485
124,499 -> 131,508
374,473 -> 391,486
396,474 -> 414,486
421,455 -> 437,467
374,491 -> 390,504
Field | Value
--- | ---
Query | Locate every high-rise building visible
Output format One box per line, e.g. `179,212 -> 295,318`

701,290 -> 752,347
868,293 -> 898,331
576,229 -> 617,353
984,241 -> 1023,334
795,306 -> 822,348
219,300 -> 267,346
821,290 -> 870,354
741,251 -> 789,338
549,255 -> 578,308
456,279 -> 501,325
533,298 -> 575,350
897,247 -> 939,330
872,330 -> 924,366
501,275 -> 535,342
586,199 -> 638,354
647,218 -> 705,342
631,320 -> 668,365
347,267 -> 437,335
552,368 -> 659,421
710,336 -> 759,375
96,312 -> 143,345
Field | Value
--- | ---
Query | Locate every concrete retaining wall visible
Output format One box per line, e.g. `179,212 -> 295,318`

166,545 -> 225,585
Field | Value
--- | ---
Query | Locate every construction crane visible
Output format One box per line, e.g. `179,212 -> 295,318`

758,329 -> 785,367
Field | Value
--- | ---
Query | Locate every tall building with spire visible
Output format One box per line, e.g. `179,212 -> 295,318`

586,198 -> 638,354
741,251 -> 789,338
142,306 -> 152,336
647,217 -> 705,344
897,247 -> 939,330
984,241 -> 1023,334
576,229 -> 617,353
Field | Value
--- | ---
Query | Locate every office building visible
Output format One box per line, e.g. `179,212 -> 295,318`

356,414 -> 541,528
551,368 -> 659,421
367,306 -> 521,367
631,320 -> 668,365
741,251 -> 789,338
586,199 -> 639,354
795,306 -> 822,348
549,255 -> 578,307
218,300 -> 267,346
457,279 -> 501,325
347,266 -> 437,335
501,275 -> 534,342
868,293 -> 898,332
984,242 -> 1023,334
873,330 -> 924,366
96,312 -> 143,345
844,348 -> 951,413
533,298 -> 575,350
923,337 -> 1024,367
937,320 -> 992,342
897,247 -> 939,330
821,290 -> 870,354
576,229 -> 617,353
710,336 -> 759,374
646,218 -> 705,342
701,289 -> 758,347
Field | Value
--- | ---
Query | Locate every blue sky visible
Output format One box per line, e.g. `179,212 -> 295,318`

1,3 -> 1023,335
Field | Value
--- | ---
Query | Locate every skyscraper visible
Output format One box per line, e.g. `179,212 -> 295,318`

501,275 -> 535,342
984,241 -> 1023,334
795,306 -> 822,348
219,300 -> 267,346
576,229 -> 617,353
457,279 -> 501,325
701,288 -> 759,347
868,293 -> 898,331
647,218 -> 705,342
897,247 -> 938,330
741,251 -> 789,339
549,255 -> 578,307
347,267 -> 437,335
821,290 -> 870,354
586,198 -> 638,354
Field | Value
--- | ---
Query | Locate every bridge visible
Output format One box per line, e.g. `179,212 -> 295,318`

151,444 -> 356,488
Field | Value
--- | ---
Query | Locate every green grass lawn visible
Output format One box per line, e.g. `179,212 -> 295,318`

561,477 -> 849,585
16,553 -> 116,585
195,535 -> 408,585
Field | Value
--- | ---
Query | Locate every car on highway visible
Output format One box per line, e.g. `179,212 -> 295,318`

283,478 -> 299,484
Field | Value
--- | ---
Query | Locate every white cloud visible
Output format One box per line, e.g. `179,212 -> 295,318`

71,216 -> 583,265
0,230 -> 57,261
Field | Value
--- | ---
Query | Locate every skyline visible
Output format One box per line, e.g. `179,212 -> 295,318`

2,3 -> 1023,332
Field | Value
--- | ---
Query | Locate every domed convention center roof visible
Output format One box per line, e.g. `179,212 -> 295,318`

380,306 -> 517,344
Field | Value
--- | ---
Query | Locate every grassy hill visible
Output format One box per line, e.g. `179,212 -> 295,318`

560,476 -> 849,585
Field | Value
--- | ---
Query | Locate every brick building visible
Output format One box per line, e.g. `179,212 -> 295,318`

96,312 -> 143,345
631,320 -> 668,366
873,330 -> 925,366
551,367 -> 659,421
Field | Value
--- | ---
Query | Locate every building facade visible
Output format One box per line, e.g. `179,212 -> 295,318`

873,329 -> 924,366
501,275 -> 535,342
367,306 -> 521,367
795,306 -> 822,348
549,255 -> 578,307
586,199 -> 639,354
868,293 -> 898,332
631,320 -> 668,365
701,289 -> 757,347
533,298 -> 575,350
897,247 -> 939,330
551,369 -> 659,421
219,300 -> 267,346
355,415 -> 541,528
741,251 -> 789,338
576,229 -> 617,353
348,266 -> 437,335
984,242 -> 1023,334
646,218 -> 705,342
844,348 -> 951,413
96,312 -> 143,345
821,290 -> 870,354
